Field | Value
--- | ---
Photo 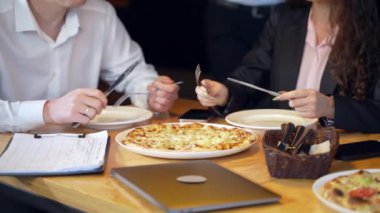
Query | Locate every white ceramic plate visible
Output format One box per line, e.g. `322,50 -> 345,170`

225,109 -> 318,130
115,123 -> 257,159
312,169 -> 380,213
86,106 -> 153,130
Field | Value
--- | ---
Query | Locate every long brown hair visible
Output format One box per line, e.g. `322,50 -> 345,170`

329,0 -> 380,99
288,0 -> 380,99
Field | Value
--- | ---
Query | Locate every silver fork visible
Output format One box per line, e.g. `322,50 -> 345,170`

195,64 -> 215,99
195,64 -> 202,87
194,64 -> 222,116
114,93 -> 149,106
114,81 -> 184,106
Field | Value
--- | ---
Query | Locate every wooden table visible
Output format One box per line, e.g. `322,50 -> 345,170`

0,99 -> 379,212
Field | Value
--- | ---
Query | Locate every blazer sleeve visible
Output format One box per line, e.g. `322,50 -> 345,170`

223,5 -> 281,113
334,79 -> 380,133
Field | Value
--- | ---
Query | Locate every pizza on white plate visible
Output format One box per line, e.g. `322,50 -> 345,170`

320,170 -> 380,212
122,123 -> 257,151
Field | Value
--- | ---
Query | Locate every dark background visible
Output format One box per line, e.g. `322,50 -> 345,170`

104,0 -> 208,101
117,0 -> 207,69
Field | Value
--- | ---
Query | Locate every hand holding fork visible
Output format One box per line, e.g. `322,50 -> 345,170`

195,65 -> 229,108
195,65 -> 215,99
147,76 -> 183,113
114,81 -> 184,107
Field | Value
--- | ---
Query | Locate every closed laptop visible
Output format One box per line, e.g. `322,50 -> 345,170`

112,160 -> 280,212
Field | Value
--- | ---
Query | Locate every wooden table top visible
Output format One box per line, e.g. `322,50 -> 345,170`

0,98 -> 379,213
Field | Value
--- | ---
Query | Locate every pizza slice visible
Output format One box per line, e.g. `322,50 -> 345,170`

321,170 -> 380,212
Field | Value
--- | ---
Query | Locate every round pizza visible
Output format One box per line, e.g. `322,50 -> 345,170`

122,123 -> 257,151
320,170 -> 380,212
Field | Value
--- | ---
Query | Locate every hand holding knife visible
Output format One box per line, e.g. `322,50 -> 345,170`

72,61 -> 140,128
104,61 -> 140,96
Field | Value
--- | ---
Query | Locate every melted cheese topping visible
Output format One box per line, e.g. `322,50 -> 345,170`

122,123 -> 257,151
321,170 -> 380,212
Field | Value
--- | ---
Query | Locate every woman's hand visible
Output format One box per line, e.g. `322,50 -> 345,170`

43,88 -> 107,125
274,89 -> 335,119
147,76 -> 180,112
195,79 -> 229,107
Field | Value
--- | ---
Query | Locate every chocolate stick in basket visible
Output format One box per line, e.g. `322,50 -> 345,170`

287,125 -> 305,154
277,123 -> 295,151
291,129 -> 315,155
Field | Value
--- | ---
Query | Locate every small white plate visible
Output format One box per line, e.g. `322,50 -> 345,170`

115,123 -> 257,159
225,109 -> 318,130
312,169 -> 380,213
86,106 -> 153,130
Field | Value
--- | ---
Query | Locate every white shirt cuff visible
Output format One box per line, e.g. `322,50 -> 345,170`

17,100 -> 46,131
131,96 -> 149,109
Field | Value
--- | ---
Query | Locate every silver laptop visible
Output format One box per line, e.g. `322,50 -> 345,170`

112,160 -> 280,213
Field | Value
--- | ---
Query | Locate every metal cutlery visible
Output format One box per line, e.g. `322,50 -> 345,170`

227,77 -> 280,97
195,64 -> 202,87
194,64 -> 222,116
72,61 -> 140,128
195,64 -> 215,99
113,81 -> 184,106
114,93 -> 146,107
104,61 -> 140,96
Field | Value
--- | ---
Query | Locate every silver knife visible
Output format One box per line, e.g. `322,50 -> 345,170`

72,61 -> 140,128
227,77 -> 280,97
104,61 -> 140,96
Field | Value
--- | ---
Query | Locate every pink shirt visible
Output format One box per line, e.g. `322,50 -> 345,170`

296,12 -> 336,90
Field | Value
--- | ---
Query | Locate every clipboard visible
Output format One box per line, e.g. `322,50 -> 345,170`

0,131 -> 110,176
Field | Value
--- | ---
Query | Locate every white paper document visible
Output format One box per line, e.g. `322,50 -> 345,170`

0,131 -> 108,175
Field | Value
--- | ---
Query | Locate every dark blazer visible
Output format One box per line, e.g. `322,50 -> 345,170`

224,2 -> 380,133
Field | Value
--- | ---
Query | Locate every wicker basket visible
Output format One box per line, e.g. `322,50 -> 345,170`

263,127 -> 339,179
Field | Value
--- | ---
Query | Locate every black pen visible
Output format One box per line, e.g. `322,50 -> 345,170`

72,61 -> 140,128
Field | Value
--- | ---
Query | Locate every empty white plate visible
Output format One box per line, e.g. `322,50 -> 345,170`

225,109 -> 317,130
86,106 -> 153,130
